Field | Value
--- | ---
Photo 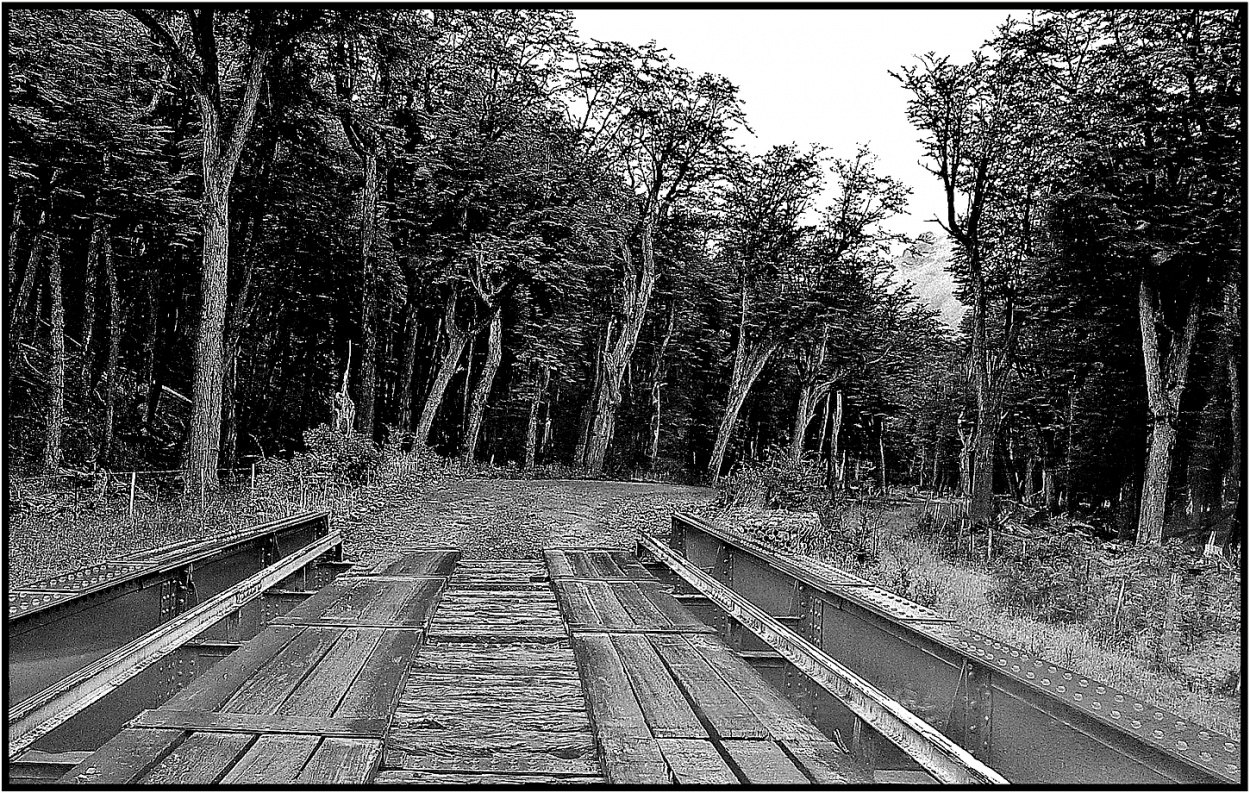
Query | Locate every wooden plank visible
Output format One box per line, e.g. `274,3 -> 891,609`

782,740 -> 872,785
610,634 -> 705,739
587,550 -> 626,578
555,580 -> 602,627
138,731 -> 254,785
166,626 -> 302,712
565,551 -> 599,578
372,549 -> 459,577
543,550 -> 577,579
384,728 -> 596,762
598,735 -> 671,785
373,770 -> 604,785
221,627 -> 342,714
219,734 -> 321,785
335,628 -> 423,718
611,582 -> 673,630
649,635 -> 767,739
610,550 -> 655,580
60,728 -> 183,785
294,737 -> 382,784
278,579 -> 355,621
583,580 -> 633,628
720,739 -> 811,785
279,628 -> 382,716
132,709 -> 385,739
640,583 -> 711,628
656,738 -> 739,784
368,578 -> 444,626
386,753 -> 601,776
686,634 -> 826,742
321,579 -> 390,620
570,634 -> 650,739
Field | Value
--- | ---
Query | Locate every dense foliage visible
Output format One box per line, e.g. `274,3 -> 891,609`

6,8 -> 1242,546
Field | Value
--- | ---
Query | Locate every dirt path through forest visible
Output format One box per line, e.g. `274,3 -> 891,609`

340,478 -> 711,566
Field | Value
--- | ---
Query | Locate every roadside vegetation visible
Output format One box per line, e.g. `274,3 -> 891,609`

705,455 -> 1242,739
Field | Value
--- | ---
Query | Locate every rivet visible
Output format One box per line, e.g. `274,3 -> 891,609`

1228,763 -> 1238,772
1131,720 -> 1142,729
1154,712 -> 1164,721
1225,742 -> 1235,752
1063,672 -> 1072,680
1092,702 -> 1102,710
1133,703 -> 1144,712
998,659 -> 1007,666
1041,678 -> 1051,686
1074,692 -> 1083,701
1177,740 -> 1189,751
1079,678 -> 1088,687
1199,731 -> 1210,740
1012,664 -> 1020,672
1154,730 -> 1165,738
1176,721 -> 1186,730
1034,660 -> 1043,668
1057,685 -> 1066,693
1048,666 -> 1057,673
1026,671 -> 1035,679
1097,686 -> 1106,695
1111,710 -> 1121,719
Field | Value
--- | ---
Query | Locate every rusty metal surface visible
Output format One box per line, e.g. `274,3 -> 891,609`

669,512 -> 1242,785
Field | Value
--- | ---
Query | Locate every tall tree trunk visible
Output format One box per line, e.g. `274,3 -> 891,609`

99,233 -> 122,467
525,364 -> 551,470
645,301 -> 676,468
42,236 -> 65,472
397,300 -> 422,433
957,410 -> 973,497
577,216 -> 659,473
707,340 -> 779,482
878,415 -> 888,492
415,291 -> 469,446
11,210 -> 48,349
461,307 -> 502,461
828,390 -> 844,489
80,215 -> 104,386
354,152 -> 380,438
7,197 -> 22,298
1136,271 -> 1201,545
791,386 -> 815,462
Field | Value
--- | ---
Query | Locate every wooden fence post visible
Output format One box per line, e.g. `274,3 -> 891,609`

128,472 -> 136,521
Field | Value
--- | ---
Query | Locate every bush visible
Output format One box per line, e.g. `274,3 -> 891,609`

716,449 -> 826,511
986,533 -> 1098,624
259,424 -> 383,487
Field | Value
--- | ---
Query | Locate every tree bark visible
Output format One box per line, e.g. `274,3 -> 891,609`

828,390 -> 844,489
11,210 -> 48,349
353,151 -> 380,437
1136,270 -> 1201,545
707,340 -> 780,482
461,307 -> 502,461
99,232 -> 122,467
415,291 -> 470,446
577,215 -> 659,473
524,364 -> 551,470
878,415 -> 888,492
645,301 -> 676,468
396,297 -> 422,433
42,236 -> 64,473
80,214 -> 104,387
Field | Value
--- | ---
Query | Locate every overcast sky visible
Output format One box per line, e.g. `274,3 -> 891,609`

572,8 -> 1016,240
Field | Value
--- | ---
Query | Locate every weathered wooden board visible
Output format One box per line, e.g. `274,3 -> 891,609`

610,634 -> 705,739
571,633 -> 651,740
611,581 -> 675,629
294,736 -> 382,784
335,628 -> 424,719
597,735 -> 671,785
656,738 -> 739,784
586,550 -> 627,578
218,734 -> 321,784
543,550 -> 578,579
132,709 -> 385,739
385,753 -> 600,776
720,739 -> 812,785
782,739 -> 872,785
385,728 -> 597,762
220,626 -> 342,714
166,625 -> 302,712
373,770 -> 605,785
649,635 -> 768,740
137,731 -> 254,785
60,728 -> 183,785
279,628 -> 382,716
687,634 -> 826,742
369,549 -> 459,577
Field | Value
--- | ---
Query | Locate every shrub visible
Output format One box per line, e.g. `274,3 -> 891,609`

259,424 -> 383,487
716,449 -> 826,511
987,534 -> 1098,624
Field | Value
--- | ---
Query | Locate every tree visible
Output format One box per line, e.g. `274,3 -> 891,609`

128,9 -> 317,488
567,42 -> 745,473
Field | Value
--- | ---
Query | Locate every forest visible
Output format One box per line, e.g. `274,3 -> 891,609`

6,8 -> 1244,549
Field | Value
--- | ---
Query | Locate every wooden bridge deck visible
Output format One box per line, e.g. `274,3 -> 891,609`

62,548 -> 868,785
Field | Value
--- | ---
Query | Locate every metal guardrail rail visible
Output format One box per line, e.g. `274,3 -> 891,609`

7,511 -> 343,749
9,528 -> 342,756
647,513 -> 1242,786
